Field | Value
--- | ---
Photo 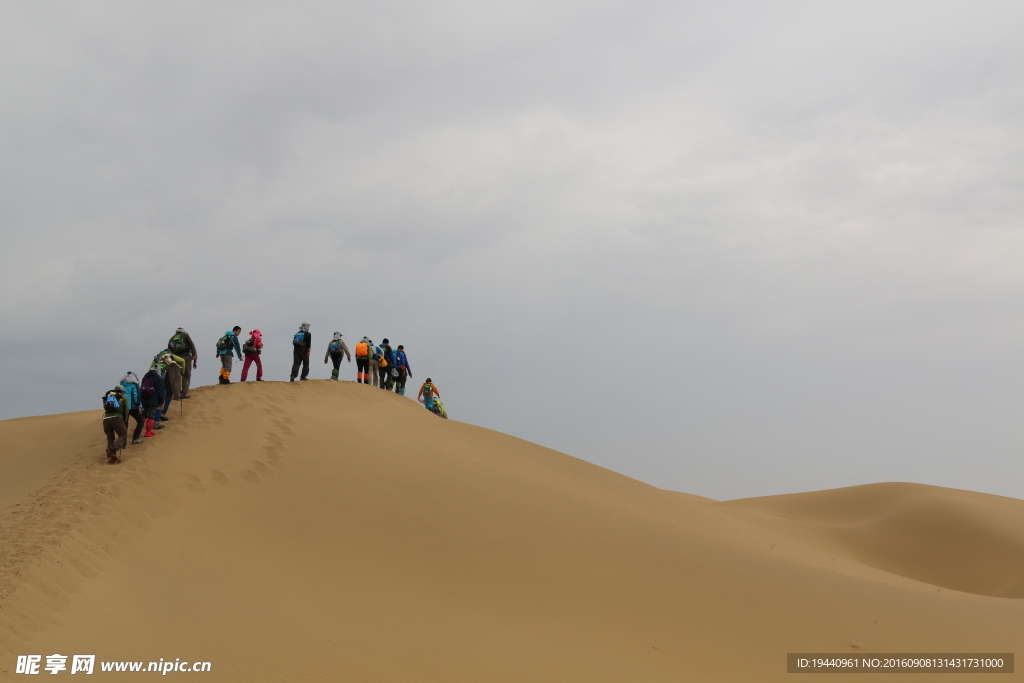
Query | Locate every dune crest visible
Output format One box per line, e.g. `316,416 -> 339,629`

1,383 -> 1021,681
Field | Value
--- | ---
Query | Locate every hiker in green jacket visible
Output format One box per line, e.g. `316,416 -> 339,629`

101,385 -> 130,463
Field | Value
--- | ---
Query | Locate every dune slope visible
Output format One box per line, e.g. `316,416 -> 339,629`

0,382 -> 1021,682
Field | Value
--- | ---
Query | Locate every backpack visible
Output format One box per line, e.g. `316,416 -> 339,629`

329,340 -> 342,354
216,334 -> 232,352
168,333 -> 187,354
422,383 -> 433,398
242,337 -> 256,354
355,342 -> 369,357
102,392 -> 122,412
293,331 -> 306,347
378,354 -> 388,368
140,374 -> 156,400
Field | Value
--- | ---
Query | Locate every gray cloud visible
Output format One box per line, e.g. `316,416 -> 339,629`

2,0 -> 1022,500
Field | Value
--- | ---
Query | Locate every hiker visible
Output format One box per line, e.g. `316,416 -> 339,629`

354,336 -> 372,383
154,351 -> 186,417
393,345 -> 412,395
140,365 -> 167,436
324,332 -> 351,380
431,396 -> 449,419
119,371 -> 145,444
369,339 -> 381,387
417,378 -> 440,412
378,338 -> 395,390
216,326 -> 244,384
290,322 -> 312,381
240,329 -> 265,381
101,386 -> 130,463
167,328 -> 198,398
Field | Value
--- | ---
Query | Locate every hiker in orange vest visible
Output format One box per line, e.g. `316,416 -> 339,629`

354,336 -> 372,384
417,378 -> 440,412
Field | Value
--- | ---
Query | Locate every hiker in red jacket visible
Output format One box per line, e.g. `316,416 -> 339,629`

241,329 -> 265,381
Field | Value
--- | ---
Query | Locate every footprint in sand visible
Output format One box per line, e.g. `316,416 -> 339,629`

239,469 -> 262,483
208,470 -> 230,486
177,473 -> 208,493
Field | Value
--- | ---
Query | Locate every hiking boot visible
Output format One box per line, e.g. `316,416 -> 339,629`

181,395 -> 191,399
300,377 -> 308,381
289,377 -> 295,382
161,416 -> 170,422
154,424 -> 165,430
132,439 -> 143,445
255,378 -> 264,382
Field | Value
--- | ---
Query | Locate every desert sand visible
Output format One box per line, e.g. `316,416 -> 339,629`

1,381 -> 1021,681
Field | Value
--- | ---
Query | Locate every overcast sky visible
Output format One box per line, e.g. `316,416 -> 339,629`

2,0 -> 1022,501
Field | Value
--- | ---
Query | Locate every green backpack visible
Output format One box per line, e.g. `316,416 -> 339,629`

168,333 -> 188,354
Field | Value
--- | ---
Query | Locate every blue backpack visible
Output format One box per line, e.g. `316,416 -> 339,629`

102,392 -> 122,412
329,339 -> 342,354
293,331 -> 305,347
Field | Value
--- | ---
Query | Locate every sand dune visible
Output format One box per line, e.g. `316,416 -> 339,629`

0,410 -> 98,465
723,483 -> 1024,598
1,382 -> 1021,681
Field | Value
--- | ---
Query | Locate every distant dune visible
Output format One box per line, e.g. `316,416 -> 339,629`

1,382 -> 1021,681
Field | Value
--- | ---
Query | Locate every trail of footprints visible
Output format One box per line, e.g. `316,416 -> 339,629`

0,435 -> 176,649
0,394 -> 293,648
177,402 -> 294,493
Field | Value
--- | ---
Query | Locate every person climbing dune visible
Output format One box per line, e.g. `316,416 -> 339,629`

324,332 -> 351,380
291,322 -> 312,381
167,327 -> 198,398
369,339 -> 381,387
120,371 -> 145,444
393,345 -> 412,395
241,329 -> 264,382
354,336 -> 372,384
153,351 -> 185,419
216,326 -> 244,384
417,378 -> 440,413
140,365 -> 166,437
101,385 -> 130,463
378,338 -> 395,390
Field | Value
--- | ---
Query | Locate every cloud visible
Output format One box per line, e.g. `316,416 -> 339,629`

1,0 -> 1022,500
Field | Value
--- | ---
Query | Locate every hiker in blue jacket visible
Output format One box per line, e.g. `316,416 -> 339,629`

217,326 -> 243,385
393,345 -> 412,395
120,372 -> 145,444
